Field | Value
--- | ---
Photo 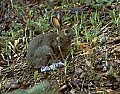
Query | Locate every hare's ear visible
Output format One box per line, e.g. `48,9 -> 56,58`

51,16 -> 60,29
51,11 -> 61,30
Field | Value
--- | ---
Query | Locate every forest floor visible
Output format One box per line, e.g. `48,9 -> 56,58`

0,0 -> 120,94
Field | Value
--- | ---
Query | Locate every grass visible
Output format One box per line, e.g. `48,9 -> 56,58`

1,2 -> 51,65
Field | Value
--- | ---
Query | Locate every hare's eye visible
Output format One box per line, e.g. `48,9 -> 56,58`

65,30 -> 69,33
64,30 -> 69,36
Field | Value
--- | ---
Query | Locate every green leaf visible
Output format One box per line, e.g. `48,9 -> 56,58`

34,70 -> 38,81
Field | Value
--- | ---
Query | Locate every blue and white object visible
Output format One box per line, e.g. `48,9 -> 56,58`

41,61 -> 64,72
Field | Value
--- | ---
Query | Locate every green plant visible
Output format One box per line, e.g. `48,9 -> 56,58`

7,82 -> 55,94
90,11 -> 100,27
84,28 -> 93,43
34,70 -> 38,82
109,66 -> 117,78
0,2 -> 50,65
109,9 -> 120,27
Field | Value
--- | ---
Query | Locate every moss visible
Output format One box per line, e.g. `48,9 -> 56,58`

7,82 -> 55,94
